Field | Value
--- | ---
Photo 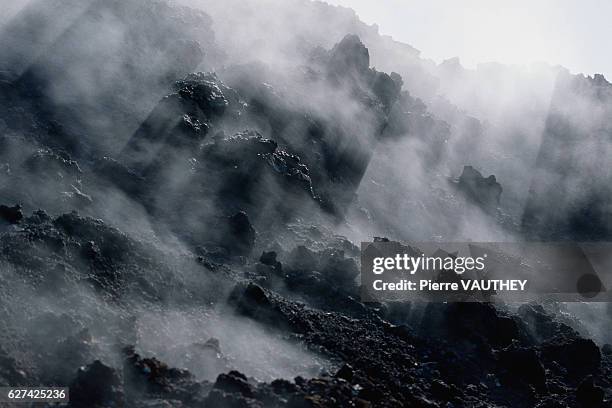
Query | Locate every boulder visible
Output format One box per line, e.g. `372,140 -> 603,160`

213,371 -> 254,398
123,347 -> 195,398
576,375 -> 604,407
227,211 -> 256,256
540,337 -> 601,378
456,165 -> 502,211
0,204 -> 23,224
497,343 -> 547,391
327,34 -> 370,80
70,360 -> 124,408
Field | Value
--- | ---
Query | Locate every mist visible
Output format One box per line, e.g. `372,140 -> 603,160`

0,0 -> 611,406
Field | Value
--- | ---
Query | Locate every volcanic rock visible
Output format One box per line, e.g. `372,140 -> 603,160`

497,342 -> 547,391
540,337 -> 601,378
456,165 -> 502,211
576,375 -> 605,407
213,371 -> 254,398
70,360 -> 125,408
0,204 -> 23,224
227,211 -> 256,256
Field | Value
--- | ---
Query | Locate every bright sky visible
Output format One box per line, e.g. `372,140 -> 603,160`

324,0 -> 612,79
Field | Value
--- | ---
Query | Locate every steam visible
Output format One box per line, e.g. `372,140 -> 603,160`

1,0 -> 611,395
134,308 -> 329,382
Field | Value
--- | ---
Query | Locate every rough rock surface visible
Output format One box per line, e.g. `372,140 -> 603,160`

0,1 -> 610,407
455,165 -> 503,212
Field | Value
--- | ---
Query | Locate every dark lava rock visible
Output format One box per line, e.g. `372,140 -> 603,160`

421,302 -> 520,348
201,130 -> 318,208
372,71 -> 403,114
223,36 -> 403,216
259,251 -> 278,266
259,251 -> 282,275
114,33 -> 404,233
1,0 -> 216,155
335,364 -> 354,382
228,283 -> 288,328
0,208 -> 187,301
602,344 -> 612,356
4,205 -> 608,408
286,245 -> 319,271
121,72 -> 243,170
328,34 -> 370,80
263,149 -> 315,198
196,210 -> 258,257
70,360 -> 125,408
498,342 -> 547,391
325,35 -> 402,115
286,245 -> 358,286
128,127 -> 321,251
206,130 -> 278,160
429,379 -> 458,402
0,204 -> 23,224
174,72 -> 231,118
53,212 -> 134,267
518,304 -> 580,344
213,371 -> 254,398
318,248 -> 359,286
205,389 -> 262,408
25,148 -> 81,174
455,165 -> 502,211
121,94 -> 209,169
231,283 -> 269,308
26,209 -> 52,224
227,211 -> 256,256
540,337 -> 601,378
281,245 -> 363,313
123,347 -> 204,403
2,5 -> 610,408
520,72 -> 612,240
576,375 -> 605,407
382,90 -> 451,161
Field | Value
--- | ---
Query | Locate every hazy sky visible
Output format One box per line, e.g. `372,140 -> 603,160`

324,0 -> 612,79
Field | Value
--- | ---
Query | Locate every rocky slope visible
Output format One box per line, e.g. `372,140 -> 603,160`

0,0 -> 611,407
